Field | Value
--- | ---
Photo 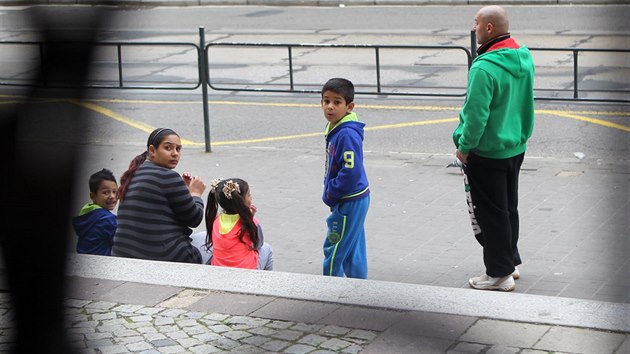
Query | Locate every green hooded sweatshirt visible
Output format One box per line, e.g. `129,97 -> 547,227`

453,42 -> 535,159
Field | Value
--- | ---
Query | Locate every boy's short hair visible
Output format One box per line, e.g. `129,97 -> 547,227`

322,78 -> 354,104
89,168 -> 117,193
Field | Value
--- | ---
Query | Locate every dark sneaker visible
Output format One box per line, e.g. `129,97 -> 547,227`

469,274 -> 515,292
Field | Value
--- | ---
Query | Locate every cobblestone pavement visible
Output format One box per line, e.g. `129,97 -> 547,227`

0,294 -> 378,354
1,290 -> 629,354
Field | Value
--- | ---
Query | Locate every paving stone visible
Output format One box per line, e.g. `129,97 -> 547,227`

226,316 -> 269,328
154,316 -> 175,326
92,312 -> 118,321
298,334 -> 329,346
182,325 -> 207,335
272,329 -> 304,341
151,338 -> 179,347
346,329 -> 377,341
86,301 -> 118,310
319,325 -> 351,336
460,319 -> 550,348
341,344 -> 363,354
174,319 -> 198,327
486,345 -> 522,354
85,331 -> 114,341
65,299 -> 91,308
128,315 -> 154,323
126,341 -> 153,351
97,344 -> 129,354
182,311 -> 206,319
176,337 -> 202,348
213,337 -> 241,350
261,339 -> 291,352
204,313 -> 230,322
223,330 -> 252,340
137,326 -> 159,334
113,335 -> 144,344
241,334 -> 272,346
136,307 -> 165,316
157,325 -> 180,333
267,320 -> 295,330
85,338 -> 115,348
113,304 -> 145,313
143,333 -> 168,341
189,344 -> 222,353
284,343 -> 317,354
157,344 -> 186,353
159,309 -> 188,318
320,337 -> 353,351
137,350 -> 161,354
448,342 -> 488,353
165,331 -> 189,340
534,326 -> 626,353
208,324 -> 232,333
229,344 -> 264,353
248,326 -> 278,336
291,323 -> 324,332
192,332 -> 222,342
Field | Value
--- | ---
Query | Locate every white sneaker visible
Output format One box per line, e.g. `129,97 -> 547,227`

512,266 -> 520,280
469,274 -> 515,292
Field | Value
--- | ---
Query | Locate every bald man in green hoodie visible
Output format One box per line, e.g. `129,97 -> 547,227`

453,5 -> 535,292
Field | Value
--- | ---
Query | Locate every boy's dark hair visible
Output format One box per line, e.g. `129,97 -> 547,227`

88,168 -> 117,193
322,78 -> 354,104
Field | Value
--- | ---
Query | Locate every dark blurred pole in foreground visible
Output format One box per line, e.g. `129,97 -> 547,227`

0,7 -> 107,354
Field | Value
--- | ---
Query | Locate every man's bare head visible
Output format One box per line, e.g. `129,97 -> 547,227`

474,5 -> 510,45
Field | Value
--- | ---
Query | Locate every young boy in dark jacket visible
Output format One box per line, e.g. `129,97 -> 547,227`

72,168 -> 118,256
320,78 -> 370,279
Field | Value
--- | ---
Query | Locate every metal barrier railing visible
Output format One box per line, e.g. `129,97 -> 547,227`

528,47 -> 630,103
205,42 -> 472,98
0,41 -> 201,89
1,27 -> 629,152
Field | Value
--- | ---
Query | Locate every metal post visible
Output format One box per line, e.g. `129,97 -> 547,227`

117,44 -> 123,87
288,46 -> 294,91
199,26 -> 211,152
375,47 -> 381,93
470,30 -> 477,63
573,50 -> 579,99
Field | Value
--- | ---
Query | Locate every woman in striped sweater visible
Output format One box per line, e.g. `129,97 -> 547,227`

112,128 -> 208,264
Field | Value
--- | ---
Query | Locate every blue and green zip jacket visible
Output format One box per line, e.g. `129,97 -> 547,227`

323,112 -> 370,207
72,203 -> 117,256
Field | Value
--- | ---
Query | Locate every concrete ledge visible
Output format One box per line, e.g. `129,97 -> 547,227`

0,0 -> 627,6
66,254 -> 630,333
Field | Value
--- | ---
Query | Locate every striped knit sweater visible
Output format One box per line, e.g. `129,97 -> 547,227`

112,161 -> 204,263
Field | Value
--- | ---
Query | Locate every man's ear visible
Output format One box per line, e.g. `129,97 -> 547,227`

347,102 -> 355,113
486,22 -> 494,34
89,192 -> 96,203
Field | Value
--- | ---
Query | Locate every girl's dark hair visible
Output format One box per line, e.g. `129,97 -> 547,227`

117,128 -> 178,201
205,178 -> 259,250
88,168 -> 117,193
322,77 -> 355,104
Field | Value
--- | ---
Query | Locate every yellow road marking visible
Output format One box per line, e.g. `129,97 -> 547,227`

3,95 -> 628,146
541,110 -> 630,132
67,99 -> 198,145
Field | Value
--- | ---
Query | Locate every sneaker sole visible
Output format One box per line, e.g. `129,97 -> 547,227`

468,279 -> 516,292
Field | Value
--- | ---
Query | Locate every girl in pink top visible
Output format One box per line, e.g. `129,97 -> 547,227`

204,178 -> 273,270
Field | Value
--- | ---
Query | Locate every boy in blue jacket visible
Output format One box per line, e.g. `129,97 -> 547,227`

321,78 -> 370,279
72,168 -> 118,256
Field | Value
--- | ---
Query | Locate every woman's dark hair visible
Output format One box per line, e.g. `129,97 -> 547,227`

321,77 -> 355,104
205,178 -> 259,250
88,168 -> 117,193
117,128 -> 178,201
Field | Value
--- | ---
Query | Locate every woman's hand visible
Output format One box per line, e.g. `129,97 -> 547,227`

250,204 -> 257,216
188,176 -> 206,197
182,172 -> 193,186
